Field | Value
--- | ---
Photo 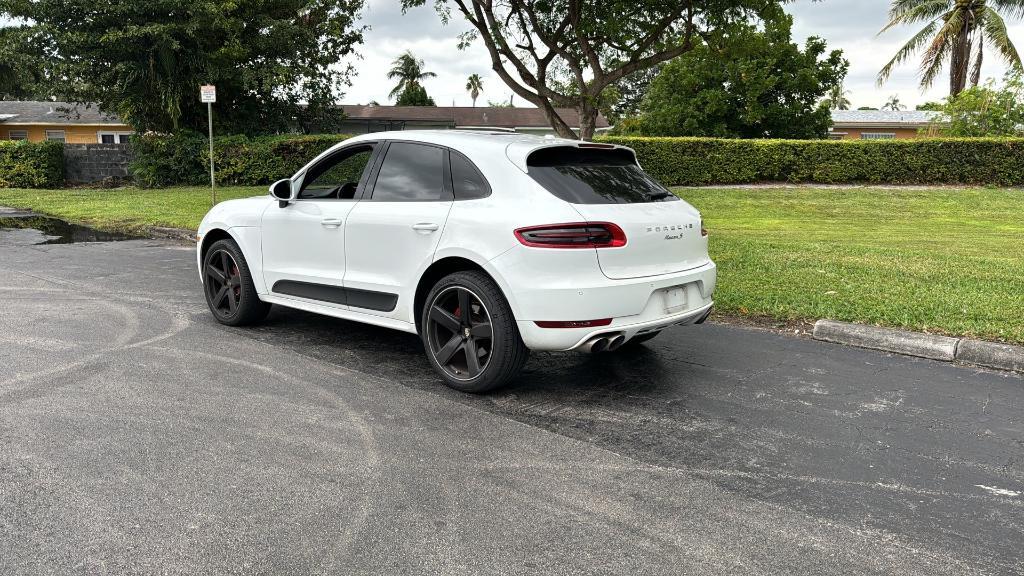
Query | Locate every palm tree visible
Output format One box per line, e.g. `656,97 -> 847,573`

827,83 -> 852,110
466,74 -> 484,107
883,94 -> 904,111
387,51 -> 437,102
878,0 -> 1024,97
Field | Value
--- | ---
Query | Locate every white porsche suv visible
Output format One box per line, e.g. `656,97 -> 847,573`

196,131 -> 716,392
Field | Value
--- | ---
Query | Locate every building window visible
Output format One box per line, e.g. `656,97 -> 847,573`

829,132 -> 848,140
860,132 -> 896,140
98,131 -> 133,144
8,130 -> 28,141
44,130 -> 66,142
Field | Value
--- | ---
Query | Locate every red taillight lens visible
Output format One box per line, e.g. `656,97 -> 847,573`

535,318 -> 613,329
514,222 -> 626,249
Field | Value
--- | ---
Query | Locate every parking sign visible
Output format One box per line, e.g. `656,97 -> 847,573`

200,85 -> 216,103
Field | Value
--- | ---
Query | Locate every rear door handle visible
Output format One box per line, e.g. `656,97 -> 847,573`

412,223 -> 440,232
321,218 -> 343,228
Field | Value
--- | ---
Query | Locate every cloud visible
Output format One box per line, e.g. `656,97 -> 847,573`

344,0 -> 514,106
787,0 -> 1024,108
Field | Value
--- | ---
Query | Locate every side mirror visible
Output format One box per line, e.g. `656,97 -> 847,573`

270,179 -> 293,208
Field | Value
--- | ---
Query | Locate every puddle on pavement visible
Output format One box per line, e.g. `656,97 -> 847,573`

0,214 -> 140,246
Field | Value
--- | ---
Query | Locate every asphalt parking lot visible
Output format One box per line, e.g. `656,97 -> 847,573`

1,235 -> 1022,575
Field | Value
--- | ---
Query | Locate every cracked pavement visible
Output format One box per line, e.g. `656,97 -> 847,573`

1,238 -> 1021,575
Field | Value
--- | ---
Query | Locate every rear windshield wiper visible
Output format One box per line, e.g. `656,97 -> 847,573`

647,192 -> 673,201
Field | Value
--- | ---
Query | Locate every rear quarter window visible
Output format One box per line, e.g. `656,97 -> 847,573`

526,146 -> 678,205
450,150 -> 491,200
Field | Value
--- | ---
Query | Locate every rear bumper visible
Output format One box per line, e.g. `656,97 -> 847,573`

506,260 -> 717,351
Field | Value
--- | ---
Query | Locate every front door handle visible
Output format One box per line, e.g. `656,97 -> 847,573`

321,218 -> 343,228
412,223 -> 440,232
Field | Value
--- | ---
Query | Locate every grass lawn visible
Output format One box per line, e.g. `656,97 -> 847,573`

677,186 -> 1024,344
0,186 -> 265,232
1,185 -> 1021,343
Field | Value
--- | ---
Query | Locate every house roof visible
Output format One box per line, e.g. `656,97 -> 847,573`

831,110 -> 945,128
339,105 -> 610,129
0,101 -> 125,125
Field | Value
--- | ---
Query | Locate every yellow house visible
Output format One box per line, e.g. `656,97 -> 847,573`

0,101 -> 134,144
829,110 -> 945,140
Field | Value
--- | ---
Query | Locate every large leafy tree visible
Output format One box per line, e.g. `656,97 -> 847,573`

395,83 -> 437,106
387,51 -> 437,101
0,26 -> 49,99
878,0 -> 1024,97
633,10 -> 847,139
0,0 -> 365,134
937,72 -> 1024,136
402,0 -> 802,140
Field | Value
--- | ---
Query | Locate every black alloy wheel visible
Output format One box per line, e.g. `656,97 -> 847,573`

202,238 -> 271,326
426,286 -> 493,381
205,249 -> 241,318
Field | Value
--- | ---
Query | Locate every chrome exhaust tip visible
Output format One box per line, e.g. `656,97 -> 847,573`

581,333 -> 627,353
606,334 -> 626,351
580,336 -> 609,353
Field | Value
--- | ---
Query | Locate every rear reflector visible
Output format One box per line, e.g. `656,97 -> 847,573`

535,318 -> 613,329
515,222 -> 626,249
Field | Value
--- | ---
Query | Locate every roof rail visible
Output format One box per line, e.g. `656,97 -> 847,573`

451,126 -> 517,133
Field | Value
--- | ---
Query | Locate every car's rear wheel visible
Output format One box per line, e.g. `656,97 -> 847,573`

203,238 -> 270,326
622,331 -> 662,348
422,271 -> 528,393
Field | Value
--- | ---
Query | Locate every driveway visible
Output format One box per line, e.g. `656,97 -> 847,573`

1,238 -> 1021,575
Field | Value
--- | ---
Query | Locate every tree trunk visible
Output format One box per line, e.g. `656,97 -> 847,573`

577,102 -> 597,141
949,19 -> 973,96
539,101 -> 578,139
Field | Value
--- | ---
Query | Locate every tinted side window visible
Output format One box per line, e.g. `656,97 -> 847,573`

371,142 -> 446,201
450,150 -> 491,200
526,146 -> 678,205
300,146 -> 374,200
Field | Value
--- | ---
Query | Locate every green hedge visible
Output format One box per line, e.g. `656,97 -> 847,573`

0,140 -> 64,188
131,132 -> 350,188
597,136 -> 1024,186
132,132 -> 1024,188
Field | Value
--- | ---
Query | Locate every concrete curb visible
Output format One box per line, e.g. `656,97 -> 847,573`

146,227 -> 195,244
812,319 -> 1024,374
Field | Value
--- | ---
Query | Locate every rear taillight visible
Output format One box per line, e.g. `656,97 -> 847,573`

514,222 -> 627,249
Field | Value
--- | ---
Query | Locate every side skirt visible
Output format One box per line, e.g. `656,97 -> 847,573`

259,293 -> 419,335
272,280 -> 398,312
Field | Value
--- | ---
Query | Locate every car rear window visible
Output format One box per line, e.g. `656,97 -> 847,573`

526,146 -> 678,204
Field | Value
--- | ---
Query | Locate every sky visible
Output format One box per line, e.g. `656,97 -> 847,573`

4,1 -> 1023,110
347,0 -> 1024,109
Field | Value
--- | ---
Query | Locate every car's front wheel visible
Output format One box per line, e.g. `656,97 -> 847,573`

202,238 -> 271,326
421,271 -> 529,393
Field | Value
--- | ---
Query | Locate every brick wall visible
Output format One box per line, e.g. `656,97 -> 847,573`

63,144 -> 132,184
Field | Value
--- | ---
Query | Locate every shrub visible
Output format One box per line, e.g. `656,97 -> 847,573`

0,140 -> 64,188
131,132 -> 349,188
596,136 -> 1024,186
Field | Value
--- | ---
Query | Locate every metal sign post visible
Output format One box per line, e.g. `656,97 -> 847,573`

200,85 -> 217,205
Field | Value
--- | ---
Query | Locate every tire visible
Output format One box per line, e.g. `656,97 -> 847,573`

202,238 -> 271,326
421,271 -> 529,393
621,331 -> 662,348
